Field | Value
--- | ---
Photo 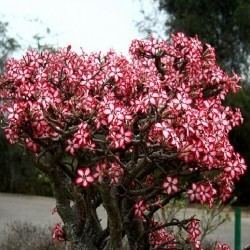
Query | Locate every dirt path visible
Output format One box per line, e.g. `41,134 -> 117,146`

0,193 -> 249,248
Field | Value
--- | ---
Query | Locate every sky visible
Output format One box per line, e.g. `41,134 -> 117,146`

0,0 -> 165,56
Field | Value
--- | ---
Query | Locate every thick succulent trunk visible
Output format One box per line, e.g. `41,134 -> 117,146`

122,197 -> 149,250
69,234 -> 98,250
50,165 -> 103,250
38,158 -> 150,250
99,184 -> 123,250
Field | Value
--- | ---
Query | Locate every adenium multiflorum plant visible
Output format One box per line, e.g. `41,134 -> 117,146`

0,33 -> 246,250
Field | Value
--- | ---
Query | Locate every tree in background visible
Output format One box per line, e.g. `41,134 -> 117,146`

0,34 -> 245,249
0,21 -> 19,72
227,88 -> 250,205
140,0 -> 250,205
32,27 -> 56,52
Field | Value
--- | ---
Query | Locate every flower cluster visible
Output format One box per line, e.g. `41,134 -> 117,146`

186,219 -> 201,245
93,161 -> 124,184
187,182 -> 217,207
66,122 -> 95,155
52,223 -> 65,242
149,221 -> 176,248
0,33 -> 247,249
215,243 -> 231,250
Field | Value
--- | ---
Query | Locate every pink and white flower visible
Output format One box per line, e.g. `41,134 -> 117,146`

163,176 -> 178,195
75,168 -> 94,188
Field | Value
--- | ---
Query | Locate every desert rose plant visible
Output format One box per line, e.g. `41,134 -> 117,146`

0,33 -> 246,250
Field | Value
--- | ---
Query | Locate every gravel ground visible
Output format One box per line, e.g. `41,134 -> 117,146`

0,192 -> 249,248
0,193 -> 61,243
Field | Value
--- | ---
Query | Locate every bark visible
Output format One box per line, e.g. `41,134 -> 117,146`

52,164 -> 102,250
69,239 -> 98,250
99,184 -> 123,250
122,197 -> 149,250
37,153 -> 154,250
